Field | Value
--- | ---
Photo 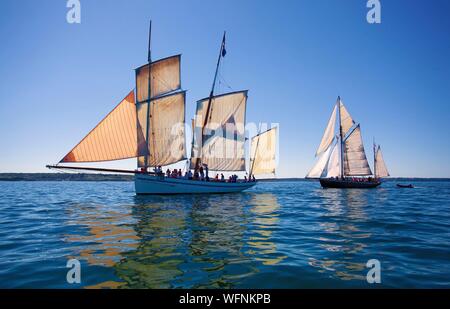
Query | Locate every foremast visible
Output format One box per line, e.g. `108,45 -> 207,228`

143,20 -> 152,169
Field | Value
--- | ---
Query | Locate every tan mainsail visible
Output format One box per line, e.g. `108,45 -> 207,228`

339,100 -> 355,136
60,90 -> 145,163
316,105 -> 337,156
136,55 -> 182,167
136,102 -> 149,167
375,145 -> 390,177
343,125 -> 372,176
191,91 -> 247,171
250,127 -> 277,175
148,92 -> 186,166
135,55 -> 181,103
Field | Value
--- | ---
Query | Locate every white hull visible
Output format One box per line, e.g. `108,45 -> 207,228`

134,174 -> 257,195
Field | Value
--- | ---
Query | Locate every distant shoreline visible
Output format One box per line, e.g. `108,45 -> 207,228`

0,173 -> 449,182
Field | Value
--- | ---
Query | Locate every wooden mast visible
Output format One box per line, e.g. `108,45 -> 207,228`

194,32 -> 226,170
373,138 -> 377,179
144,20 -> 152,169
337,96 -> 344,179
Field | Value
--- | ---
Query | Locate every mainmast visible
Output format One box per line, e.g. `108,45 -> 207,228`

337,96 -> 344,179
195,31 -> 226,170
143,20 -> 152,169
373,138 -> 377,178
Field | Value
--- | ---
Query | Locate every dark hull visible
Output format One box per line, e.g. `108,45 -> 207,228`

320,178 -> 381,189
397,184 -> 413,188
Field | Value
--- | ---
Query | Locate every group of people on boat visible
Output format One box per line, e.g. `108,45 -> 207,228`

329,176 -> 377,182
139,163 -> 256,183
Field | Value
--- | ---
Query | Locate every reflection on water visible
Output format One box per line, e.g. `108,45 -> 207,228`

65,193 -> 283,288
65,204 -> 139,268
1,181 -> 449,288
308,188 -> 372,282
247,194 -> 286,266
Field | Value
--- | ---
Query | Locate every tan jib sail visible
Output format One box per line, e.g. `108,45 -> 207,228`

60,90 -> 145,163
375,145 -> 390,177
316,104 -> 337,156
343,125 -> 372,176
191,91 -> 247,171
250,127 -> 278,175
339,100 -> 355,136
135,55 -> 181,103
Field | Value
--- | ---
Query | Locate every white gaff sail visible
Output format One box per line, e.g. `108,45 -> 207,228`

250,127 -> 278,175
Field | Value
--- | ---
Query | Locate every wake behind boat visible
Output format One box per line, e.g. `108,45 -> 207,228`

47,22 -> 278,194
306,97 -> 389,188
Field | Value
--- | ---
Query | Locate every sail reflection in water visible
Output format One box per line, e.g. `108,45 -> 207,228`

308,188 -> 373,281
64,192 -> 284,288
247,194 -> 287,265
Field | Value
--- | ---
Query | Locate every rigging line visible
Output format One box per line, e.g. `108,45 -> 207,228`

217,72 -> 233,91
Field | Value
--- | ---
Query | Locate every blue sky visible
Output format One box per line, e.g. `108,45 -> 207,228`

0,0 -> 449,177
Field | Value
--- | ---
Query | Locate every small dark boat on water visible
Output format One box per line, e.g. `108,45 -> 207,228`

397,184 -> 414,188
306,97 -> 390,189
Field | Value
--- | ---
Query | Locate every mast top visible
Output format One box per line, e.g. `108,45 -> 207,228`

147,20 -> 152,62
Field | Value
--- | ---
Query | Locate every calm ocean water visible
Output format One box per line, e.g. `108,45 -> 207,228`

0,180 -> 449,288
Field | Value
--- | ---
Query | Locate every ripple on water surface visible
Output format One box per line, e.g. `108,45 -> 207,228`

0,180 -> 449,288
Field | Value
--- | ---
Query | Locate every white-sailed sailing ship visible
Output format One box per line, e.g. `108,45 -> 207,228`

47,23 -> 277,195
306,96 -> 389,188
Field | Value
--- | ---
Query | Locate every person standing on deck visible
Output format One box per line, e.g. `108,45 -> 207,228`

199,166 -> 204,181
203,164 -> 209,181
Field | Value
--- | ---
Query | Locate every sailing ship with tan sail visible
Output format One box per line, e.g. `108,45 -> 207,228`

306,96 -> 389,188
47,23 -> 278,194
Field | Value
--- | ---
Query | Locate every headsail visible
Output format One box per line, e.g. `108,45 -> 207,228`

343,125 -> 372,176
323,142 -> 340,178
375,145 -> 390,177
60,90 -> 144,163
307,138 -> 340,178
316,105 -> 337,156
250,127 -> 278,175
307,142 -> 333,178
191,91 -> 247,171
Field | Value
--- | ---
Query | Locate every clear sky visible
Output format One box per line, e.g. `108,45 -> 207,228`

0,0 -> 449,177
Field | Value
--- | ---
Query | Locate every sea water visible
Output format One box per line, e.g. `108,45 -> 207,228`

0,180 -> 448,288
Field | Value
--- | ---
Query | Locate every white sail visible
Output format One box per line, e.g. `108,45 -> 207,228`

316,105 -> 337,156
306,142 -> 333,178
60,90 -> 145,163
250,127 -> 278,175
339,100 -> 355,136
375,145 -> 390,177
343,125 -> 372,176
323,142 -> 340,178
192,91 -> 247,171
